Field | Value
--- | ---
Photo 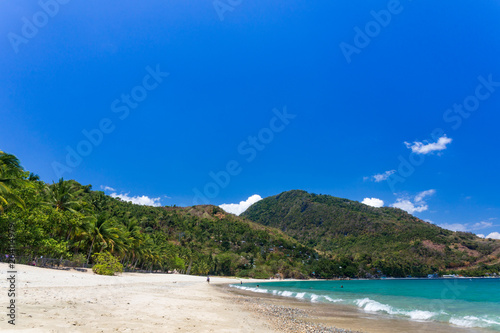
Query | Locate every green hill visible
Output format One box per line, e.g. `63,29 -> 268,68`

0,151 -> 316,279
2,150 -> 499,279
242,190 -> 500,277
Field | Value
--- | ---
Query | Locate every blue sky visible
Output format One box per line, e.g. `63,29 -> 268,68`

1,0 -> 499,238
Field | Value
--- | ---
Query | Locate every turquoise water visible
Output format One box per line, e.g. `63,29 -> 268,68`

231,279 -> 500,331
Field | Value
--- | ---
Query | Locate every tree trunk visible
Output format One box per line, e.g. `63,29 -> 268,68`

186,257 -> 193,275
86,239 -> 95,264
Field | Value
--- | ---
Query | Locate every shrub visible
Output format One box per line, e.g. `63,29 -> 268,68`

71,253 -> 86,266
92,252 -> 123,276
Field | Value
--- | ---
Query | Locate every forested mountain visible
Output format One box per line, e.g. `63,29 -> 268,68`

242,190 -> 500,277
0,151 -> 316,278
2,150 -> 499,279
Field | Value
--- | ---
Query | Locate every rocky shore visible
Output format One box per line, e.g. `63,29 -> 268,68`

232,294 -> 363,333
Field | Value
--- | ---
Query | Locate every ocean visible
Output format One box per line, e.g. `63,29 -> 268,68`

231,278 -> 500,331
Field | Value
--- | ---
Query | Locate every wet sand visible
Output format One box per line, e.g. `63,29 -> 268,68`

224,284 -> 491,333
0,262 -> 492,333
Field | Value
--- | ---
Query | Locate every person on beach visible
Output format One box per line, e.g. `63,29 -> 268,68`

207,275 -> 210,283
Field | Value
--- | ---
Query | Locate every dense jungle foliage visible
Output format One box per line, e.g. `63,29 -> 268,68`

242,190 -> 500,277
0,151 -> 317,278
1,151 -> 499,278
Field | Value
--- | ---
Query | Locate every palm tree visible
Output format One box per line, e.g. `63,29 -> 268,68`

83,213 -> 125,264
43,178 -> 88,242
0,151 -> 25,212
90,192 -> 109,213
28,172 -> 41,182
122,219 -> 144,268
43,178 -> 83,213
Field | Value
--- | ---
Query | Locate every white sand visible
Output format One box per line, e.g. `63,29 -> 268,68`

0,263 -> 274,332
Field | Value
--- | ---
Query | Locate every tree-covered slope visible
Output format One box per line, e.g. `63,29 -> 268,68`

0,151 -> 317,279
242,190 -> 500,276
2,150 -> 499,279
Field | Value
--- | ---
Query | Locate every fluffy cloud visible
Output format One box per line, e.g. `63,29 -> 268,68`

391,199 -> 429,214
439,223 -> 468,232
472,221 -> 493,230
365,170 -> 396,182
362,197 -> 384,208
404,135 -> 452,155
110,192 -> 161,207
100,185 -> 116,192
439,219 -> 496,233
391,189 -> 436,214
219,194 -> 263,216
414,189 -> 436,203
485,232 -> 500,240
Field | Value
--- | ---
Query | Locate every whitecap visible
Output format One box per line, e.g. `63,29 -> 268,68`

295,292 -> 306,299
450,316 -> 481,328
481,318 -> 500,326
406,310 -> 436,321
324,296 -> 343,303
355,298 -> 397,315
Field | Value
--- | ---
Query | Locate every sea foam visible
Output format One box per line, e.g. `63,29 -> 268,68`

450,315 -> 500,329
355,298 -> 437,321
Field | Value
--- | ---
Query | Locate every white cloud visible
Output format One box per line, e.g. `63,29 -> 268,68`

368,170 -> 396,182
485,232 -> 500,240
362,197 -> 384,208
438,218 -> 496,233
100,185 -> 116,192
472,221 -> 493,230
439,223 -> 468,232
404,135 -> 452,155
219,194 -> 263,216
391,189 -> 436,214
110,192 -> 161,207
392,199 -> 429,214
415,189 -> 436,203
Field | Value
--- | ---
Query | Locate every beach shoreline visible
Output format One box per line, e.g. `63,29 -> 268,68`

0,263 -> 492,333
0,262 -> 274,332
224,283 -> 492,333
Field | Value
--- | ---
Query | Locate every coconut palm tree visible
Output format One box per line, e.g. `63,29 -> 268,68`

28,172 -> 41,182
0,151 -> 25,212
83,213 -> 125,264
122,219 -> 144,267
43,178 -> 83,213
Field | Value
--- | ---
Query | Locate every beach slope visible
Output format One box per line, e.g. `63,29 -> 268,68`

0,263 -> 273,332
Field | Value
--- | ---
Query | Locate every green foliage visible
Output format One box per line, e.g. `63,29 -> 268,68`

71,253 -> 87,266
0,151 -> 317,278
92,252 -> 123,276
2,151 -> 499,279
0,151 -> 26,211
43,178 -> 84,213
242,190 -> 500,277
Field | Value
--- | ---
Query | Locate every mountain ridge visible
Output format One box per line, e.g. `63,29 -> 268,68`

241,190 -> 500,277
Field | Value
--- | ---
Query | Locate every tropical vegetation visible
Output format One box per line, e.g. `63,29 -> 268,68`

0,151 -> 315,278
242,190 -> 500,277
1,151 -> 499,278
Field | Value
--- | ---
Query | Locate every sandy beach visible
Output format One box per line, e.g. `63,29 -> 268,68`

0,263 -> 488,333
226,287 -> 487,333
1,263 -> 275,332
